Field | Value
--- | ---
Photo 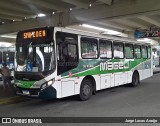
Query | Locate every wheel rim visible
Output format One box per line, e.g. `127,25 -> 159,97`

82,84 -> 91,96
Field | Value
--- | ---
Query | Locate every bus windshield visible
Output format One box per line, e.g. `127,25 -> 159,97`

15,42 -> 55,72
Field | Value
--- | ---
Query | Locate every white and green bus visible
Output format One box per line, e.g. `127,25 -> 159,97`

15,27 -> 153,100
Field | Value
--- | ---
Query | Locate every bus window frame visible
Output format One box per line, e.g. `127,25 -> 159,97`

99,39 -> 113,59
113,41 -> 124,59
134,44 -> 142,59
141,45 -> 148,59
147,45 -> 151,59
81,37 -> 99,59
124,43 -> 134,59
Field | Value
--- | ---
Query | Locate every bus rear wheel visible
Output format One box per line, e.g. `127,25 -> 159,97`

130,72 -> 140,87
79,79 -> 92,101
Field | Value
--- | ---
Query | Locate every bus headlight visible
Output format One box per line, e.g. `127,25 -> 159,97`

47,80 -> 53,86
47,78 -> 55,86
41,78 -> 55,90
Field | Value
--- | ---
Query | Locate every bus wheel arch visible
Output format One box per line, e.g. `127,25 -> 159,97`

79,76 -> 96,101
130,70 -> 140,87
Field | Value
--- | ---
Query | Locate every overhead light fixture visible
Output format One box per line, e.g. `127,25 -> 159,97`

37,13 -> 46,17
89,4 -> 92,7
52,12 -> 55,15
70,8 -> 72,11
1,35 -> 16,38
0,42 -> 12,47
2,22 -> 4,24
13,20 -> 15,22
80,24 -> 122,35
137,38 -> 151,42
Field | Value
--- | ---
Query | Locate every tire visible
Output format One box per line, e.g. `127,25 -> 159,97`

79,79 -> 93,101
130,72 -> 140,87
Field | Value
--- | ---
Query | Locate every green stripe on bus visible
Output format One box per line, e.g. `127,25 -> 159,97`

17,81 -> 36,88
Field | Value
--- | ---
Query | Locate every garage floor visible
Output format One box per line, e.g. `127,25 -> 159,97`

0,74 -> 160,126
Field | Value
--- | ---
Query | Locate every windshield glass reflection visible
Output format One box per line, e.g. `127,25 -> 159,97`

15,42 -> 55,72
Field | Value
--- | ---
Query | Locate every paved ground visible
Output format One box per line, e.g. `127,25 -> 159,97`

0,74 -> 160,126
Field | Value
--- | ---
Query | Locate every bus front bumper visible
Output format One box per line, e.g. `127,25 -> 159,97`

15,86 -> 57,99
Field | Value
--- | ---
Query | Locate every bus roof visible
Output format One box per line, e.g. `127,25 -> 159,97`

54,27 -> 150,45
16,26 -> 151,45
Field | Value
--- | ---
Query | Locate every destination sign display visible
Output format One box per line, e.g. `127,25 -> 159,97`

23,30 -> 46,39
16,27 -> 53,44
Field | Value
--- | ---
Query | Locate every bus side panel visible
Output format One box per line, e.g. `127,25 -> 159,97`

114,73 -> 121,86
142,69 -> 151,79
93,75 -> 101,91
61,78 -> 75,98
52,81 -> 61,98
122,72 -> 128,85
114,72 -> 128,86
100,73 -> 112,89
137,69 -> 142,81
142,60 -> 152,79
74,76 -> 84,95
127,71 -> 133,83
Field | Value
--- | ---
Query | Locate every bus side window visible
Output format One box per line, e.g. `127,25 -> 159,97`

125,43 -> 134,59
142,45 -> 148,59
113,42 -> 124,59
81,37 -> 98,59
99,39 -> 112,59
134,45 -> 141,59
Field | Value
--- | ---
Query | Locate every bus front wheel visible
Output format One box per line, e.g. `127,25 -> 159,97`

130,72 -> 140,87
79,79 -> 93,101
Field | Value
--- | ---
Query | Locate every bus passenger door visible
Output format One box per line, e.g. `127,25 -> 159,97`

56,31 -> 78,98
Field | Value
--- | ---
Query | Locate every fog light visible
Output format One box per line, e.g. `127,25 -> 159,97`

41,83 -> 47,89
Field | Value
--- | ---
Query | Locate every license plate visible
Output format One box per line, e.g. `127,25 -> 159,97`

22,90 -> 30,95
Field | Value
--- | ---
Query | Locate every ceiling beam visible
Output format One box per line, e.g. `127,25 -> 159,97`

72,0 -> 160,21
7,0 -> 54,14
138,16 -> 160,27
0,8 -> 33,19
0,14 -> 63,35
114,19 -> 148,29
98,0 -> 112,5
0,14 -> 23,21
0,18 -> 11,23
0,0 -> 160,34
0,37 -> 16,43
0,1 -> 35,14
24,0 -> 67,11
61,0 -> 88,9
90,20 -> 135,31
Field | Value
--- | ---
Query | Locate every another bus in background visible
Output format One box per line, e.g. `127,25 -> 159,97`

0,47 -> 15,80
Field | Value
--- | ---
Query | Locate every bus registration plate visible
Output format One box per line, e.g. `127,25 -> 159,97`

22,90 -> 30,95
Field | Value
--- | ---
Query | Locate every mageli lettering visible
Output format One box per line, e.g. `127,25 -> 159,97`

23,30 -> 46,39
100,62 -> 129,71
